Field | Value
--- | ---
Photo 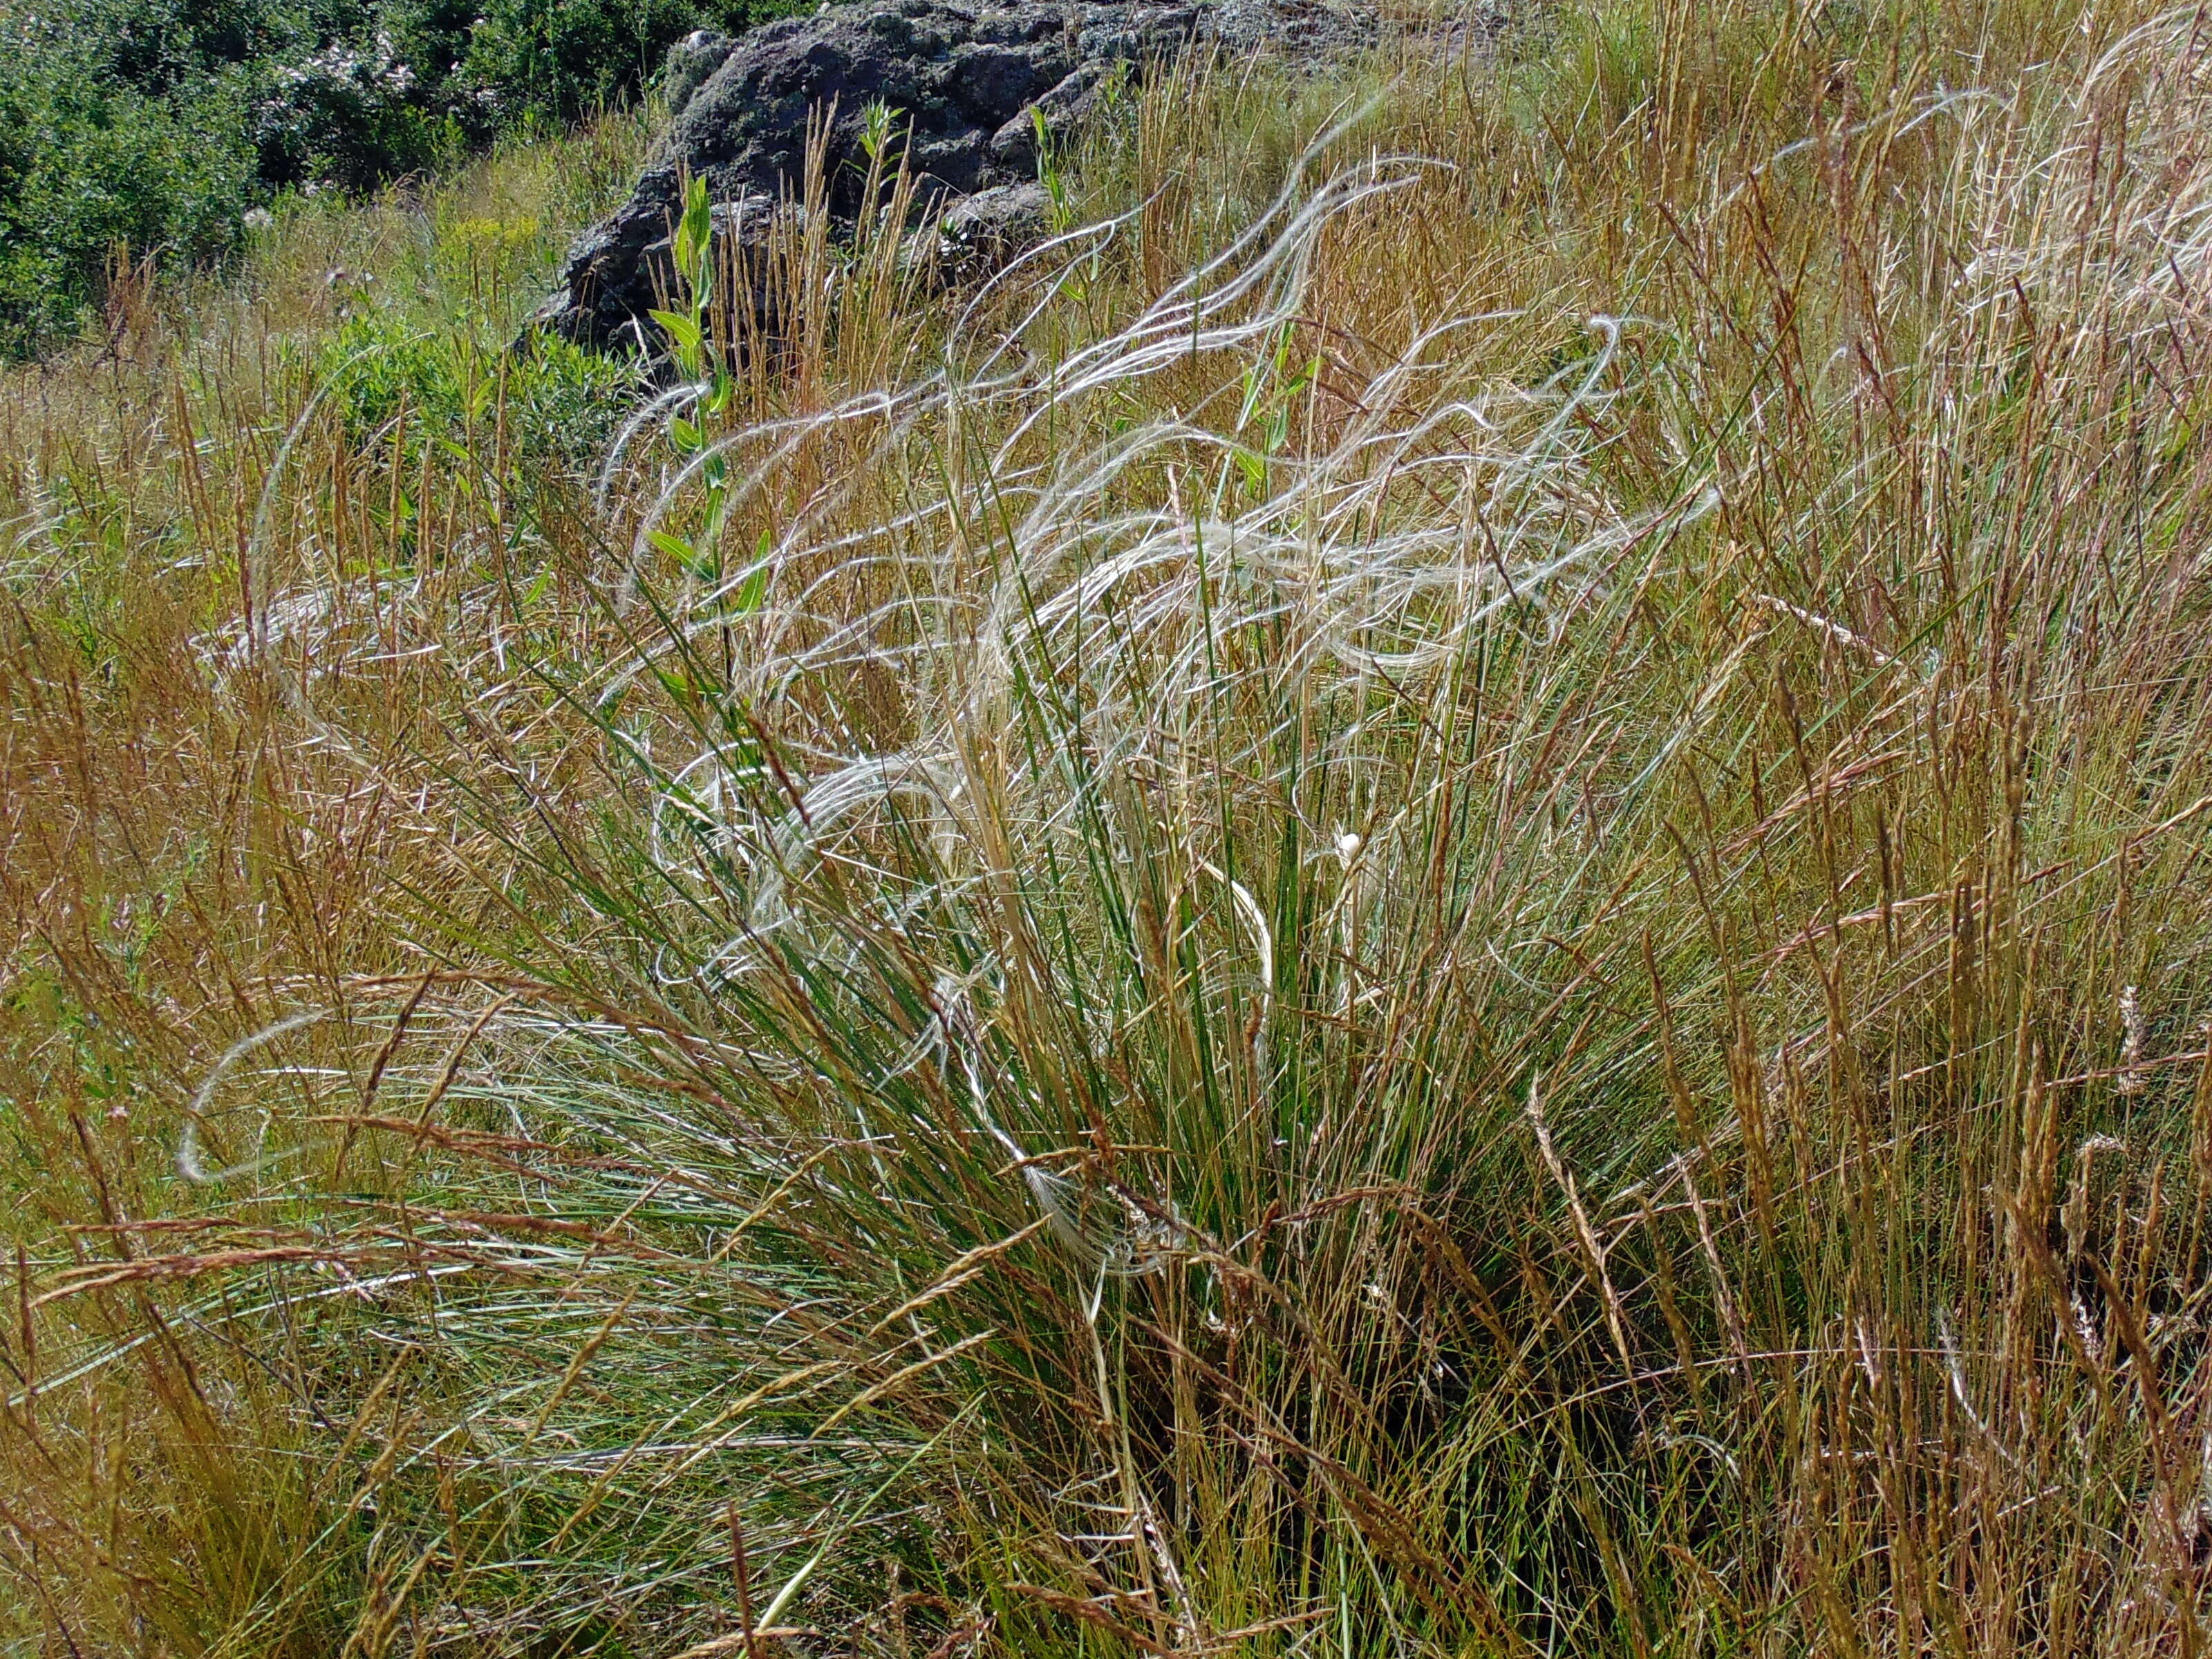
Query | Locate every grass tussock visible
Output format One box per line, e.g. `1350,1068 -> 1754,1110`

9,0 -> 2212,1651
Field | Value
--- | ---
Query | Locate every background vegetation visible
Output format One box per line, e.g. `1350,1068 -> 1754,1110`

0,0 -> 794,355
8,0 -> 2212,1651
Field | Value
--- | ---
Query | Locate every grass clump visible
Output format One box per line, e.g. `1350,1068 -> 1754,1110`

9,0 -> 2212,1651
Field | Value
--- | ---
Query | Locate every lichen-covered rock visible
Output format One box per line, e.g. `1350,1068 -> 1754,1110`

532,0 -> 1374,350
911,179 -> 1056,281
663,28 -> 743,116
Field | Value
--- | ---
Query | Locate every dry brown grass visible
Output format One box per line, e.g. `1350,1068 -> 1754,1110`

9,0 -> 2212,1651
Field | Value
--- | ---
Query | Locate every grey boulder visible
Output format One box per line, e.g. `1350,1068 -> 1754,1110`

532,0 -> 1374,352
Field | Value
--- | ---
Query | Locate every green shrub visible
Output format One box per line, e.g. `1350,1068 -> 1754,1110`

312,307 -> 645,467
0,0 -> 800,357
385,0 -> 783,133
0,41 -> 260,354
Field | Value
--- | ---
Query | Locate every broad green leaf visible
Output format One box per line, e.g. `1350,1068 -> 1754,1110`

733,561 -> 769,613
650,308 -> 702,364
675,176 -> 714,294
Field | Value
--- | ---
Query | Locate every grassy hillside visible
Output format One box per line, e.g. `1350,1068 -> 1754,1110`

8,0 -> 2212,1651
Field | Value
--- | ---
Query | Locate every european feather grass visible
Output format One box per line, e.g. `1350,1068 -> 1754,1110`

10,0 -> 2212,1651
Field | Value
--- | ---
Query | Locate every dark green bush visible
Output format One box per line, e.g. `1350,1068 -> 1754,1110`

0,44 -> 260,354
384,0 -> 774,133
0,0 -> 797,357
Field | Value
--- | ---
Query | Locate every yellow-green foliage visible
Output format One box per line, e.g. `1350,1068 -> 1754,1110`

7,0 -> 2212,1653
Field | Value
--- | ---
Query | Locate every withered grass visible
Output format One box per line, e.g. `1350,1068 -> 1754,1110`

8,0 -> 2212,1651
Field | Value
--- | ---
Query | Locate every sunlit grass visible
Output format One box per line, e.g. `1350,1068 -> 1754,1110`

8,0 -> 2212,1651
